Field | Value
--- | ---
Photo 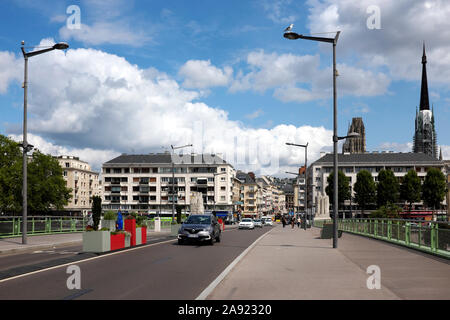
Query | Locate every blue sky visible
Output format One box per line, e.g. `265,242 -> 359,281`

0,0 -> 449,174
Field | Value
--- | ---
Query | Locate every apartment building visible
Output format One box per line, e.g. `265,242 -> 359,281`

236,171 -> 260,217
56,155 -> 100,216
101,153 -> 235,215
309,152 -> 447,219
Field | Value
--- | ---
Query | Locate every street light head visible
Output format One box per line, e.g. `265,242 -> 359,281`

283,32 -> 301,40
53,42 -> 69,50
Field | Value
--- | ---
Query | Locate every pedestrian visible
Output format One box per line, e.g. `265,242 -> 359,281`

297,216 -> 300,228
282,216 -> 286,228
291,217 -> 295,229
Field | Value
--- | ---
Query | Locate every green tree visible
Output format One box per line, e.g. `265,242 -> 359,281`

325,170 -> 350,214
376,169 -> 399,207
354,170 -> 376,215
400,170 -> 422,212
0,135 -> 22,214
27,151 -> 72,214
422,168 -> 447,215
371,203 -> 402,219
92,196 -> 102,230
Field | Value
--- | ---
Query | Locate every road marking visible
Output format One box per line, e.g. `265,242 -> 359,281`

0,238 -> 177,283
195,227 -> 274,300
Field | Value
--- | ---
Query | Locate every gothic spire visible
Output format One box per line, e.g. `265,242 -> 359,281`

419,42 -> 430,111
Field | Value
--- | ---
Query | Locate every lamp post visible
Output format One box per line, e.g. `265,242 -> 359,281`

286,142 -> 308,228
170,144 -> 192,222
284,30 -> 341,247
286,171 -> 307,230
20,41 -> 69,245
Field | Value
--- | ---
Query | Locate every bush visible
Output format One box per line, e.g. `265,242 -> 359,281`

371,203 -> 402,219
99,227 -> 110,231
136,215 -> 148,227
103,210 -> 117,221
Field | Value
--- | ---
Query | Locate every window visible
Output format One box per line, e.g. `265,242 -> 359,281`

149,186 -> 156,192
220,196 -> 226,201
124,168 -> 130,173
142,168 -> 150,173
191,177 -> 197,183
133,168 -> 141,173
113,168 -> 121,174
133,186 -> 139,192
121,186 -> 127,192
121,196 -> 128,201
221,168 -> 226,172
149,177 -> 157,183
133,177 -> 139,183
345,167 -> 353,173
133,196 -> 139,201
221,186 -> 226,191
65,162 -> 70,168
150,196 -> 156,201
208,177 -> 214,182
121,177 -> 128,182
161,177 -> 169,182
105,168 -> 110,173
220,177 -> 226,181
63,171 -> 67,177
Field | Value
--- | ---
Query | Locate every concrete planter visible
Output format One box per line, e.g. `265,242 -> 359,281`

83,230 -> 111,253
124,233 -> 131,247
102,219 -> 116,232
135,227 -> 142,245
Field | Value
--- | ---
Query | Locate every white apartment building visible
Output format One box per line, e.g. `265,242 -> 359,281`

309,152 -> 447,219
56,155 -> 100,216
101,153 -> 235,216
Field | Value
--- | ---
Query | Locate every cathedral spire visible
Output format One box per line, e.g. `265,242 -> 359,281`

420,42 -> 430,111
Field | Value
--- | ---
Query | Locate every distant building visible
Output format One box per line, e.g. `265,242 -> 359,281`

342,117 -> 366,154
55,156 -> 100,216
101,153 -> 235,215
236,171 -> 259,217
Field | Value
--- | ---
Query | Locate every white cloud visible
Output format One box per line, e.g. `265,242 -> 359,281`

0,52 -> 22,94
178,60 -> 233,89
245,109 -> 264,119
306,0 -> 450,87
230,50 -> 390,102
2,39 -> 333,175
59,22 -> 151,47
262,0 -> 298,24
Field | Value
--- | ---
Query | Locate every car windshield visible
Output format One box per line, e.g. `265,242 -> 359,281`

254,219 -> 261,222
241,218 -> 252,222
185,215 -> 211,225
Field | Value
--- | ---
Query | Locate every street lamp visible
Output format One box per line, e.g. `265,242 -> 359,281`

286,142 -> 309,227
20,41 -> 69,245
286,171 -> 307,230
284,29 -> 342,247
170,144 -> 192,222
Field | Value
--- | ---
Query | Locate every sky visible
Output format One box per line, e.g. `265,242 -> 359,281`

0,0 -> 449,175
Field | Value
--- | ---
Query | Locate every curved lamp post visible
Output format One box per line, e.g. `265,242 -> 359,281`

170,144 -> 192,222
20,41 -> 69,245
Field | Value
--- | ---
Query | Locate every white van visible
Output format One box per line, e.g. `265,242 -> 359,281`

262,216 -> 273,226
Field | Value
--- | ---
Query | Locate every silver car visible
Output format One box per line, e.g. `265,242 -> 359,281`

177,214 -> 221,245
253,219 -> 263,228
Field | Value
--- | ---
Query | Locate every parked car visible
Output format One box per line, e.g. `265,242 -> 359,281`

239,218 -> 255,229
177,214 -> 221,245
262,217 -> 273,226
253,219 -> 263,228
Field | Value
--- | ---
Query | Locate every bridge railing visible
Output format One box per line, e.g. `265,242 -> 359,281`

0,216 -> 87,238
338,218 -> 450,259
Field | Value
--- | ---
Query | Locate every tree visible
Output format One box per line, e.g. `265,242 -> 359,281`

27,151 -> 72,214
376,169 -> 399,207
92,196 -> 102,230
0,135 -> 22,214
325,170 -> 350,214
371,203 -> 402,219
400,170 -> 422,212
354,170 -> 376,216
422,168 -> 447,216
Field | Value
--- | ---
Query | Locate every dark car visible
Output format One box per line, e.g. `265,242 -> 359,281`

177,214 -> 221,245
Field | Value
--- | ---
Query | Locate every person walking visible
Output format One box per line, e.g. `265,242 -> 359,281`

282,216 -> 286,228
291,217 -> 295,229
297,215 -> 301,228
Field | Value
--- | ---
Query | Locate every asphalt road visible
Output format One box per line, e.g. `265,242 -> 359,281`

0,226 -> 273,299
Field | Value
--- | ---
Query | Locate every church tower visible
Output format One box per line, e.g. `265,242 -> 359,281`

413,43 -> 438,158
342,117 -> 366,154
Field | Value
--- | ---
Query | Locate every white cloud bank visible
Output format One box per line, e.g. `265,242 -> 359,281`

1,39 -> 333,175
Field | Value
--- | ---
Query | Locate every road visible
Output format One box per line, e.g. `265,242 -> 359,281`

0,226 -> 272,300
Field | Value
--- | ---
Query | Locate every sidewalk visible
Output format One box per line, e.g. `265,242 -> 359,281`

0,229 -> 174,256
206,224 -> 450,300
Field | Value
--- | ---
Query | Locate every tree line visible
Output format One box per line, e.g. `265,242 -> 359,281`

0,134 -> 71,215
325,167 -> 447,218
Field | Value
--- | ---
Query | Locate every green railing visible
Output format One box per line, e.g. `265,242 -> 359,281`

0,216 -> 87,239
337,218 -> 450,259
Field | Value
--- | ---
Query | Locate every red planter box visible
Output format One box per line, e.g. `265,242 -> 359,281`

141,226 -> 147,244
110,233 -> 125,251
125,219 -> 136,246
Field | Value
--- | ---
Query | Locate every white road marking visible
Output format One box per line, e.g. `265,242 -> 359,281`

195,227 -> 275,300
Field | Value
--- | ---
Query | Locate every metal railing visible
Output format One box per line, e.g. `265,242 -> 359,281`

313,218 -> 449,259
0,216 -> 87,238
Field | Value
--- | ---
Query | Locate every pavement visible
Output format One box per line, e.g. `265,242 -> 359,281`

1,223 -> 449,300
205,224 -> 450,300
